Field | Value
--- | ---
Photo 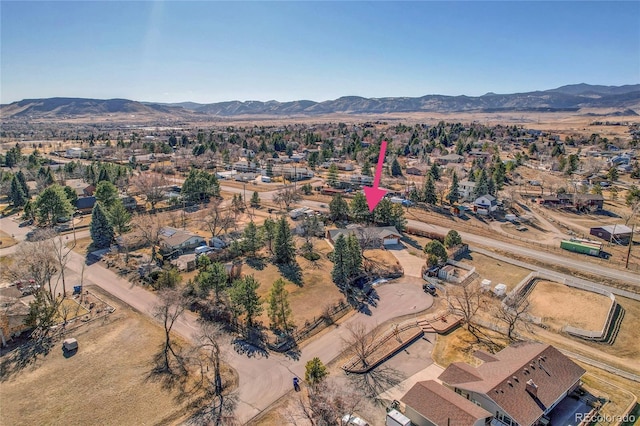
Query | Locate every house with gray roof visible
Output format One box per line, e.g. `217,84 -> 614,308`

326,226 -> 402,248
159,227 -> 205,254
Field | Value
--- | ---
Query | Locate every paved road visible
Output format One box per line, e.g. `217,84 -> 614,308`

0,215 -> 433,424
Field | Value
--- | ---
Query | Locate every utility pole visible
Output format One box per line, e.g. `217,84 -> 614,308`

626,224 -> 635,269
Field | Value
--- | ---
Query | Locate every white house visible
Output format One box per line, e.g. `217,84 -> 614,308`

474,194 -> 498,212
459,180 -> 476,201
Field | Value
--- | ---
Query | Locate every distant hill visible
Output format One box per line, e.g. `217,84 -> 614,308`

2,84 -> 639,119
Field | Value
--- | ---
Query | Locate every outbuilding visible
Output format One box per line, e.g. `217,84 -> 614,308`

590,224 -> 633,245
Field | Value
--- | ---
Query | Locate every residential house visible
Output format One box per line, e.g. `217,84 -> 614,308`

120,195 -> 139,211
459,180 -> 476,201
436,154 -> 464,165
159,227 -> 206,254
0,296 -> 31,346
401,380 -> 492,426
326,226 -> 401,247
233,160 -> 258,173
76,196 -> 97,214
349,174 -> 374,186
438,342 -> 586,426
474,195 -> 498,212
65,147 -> 84,158
83,185 -> 96,197
573,193 -> 604,211
406,167 -> 425,176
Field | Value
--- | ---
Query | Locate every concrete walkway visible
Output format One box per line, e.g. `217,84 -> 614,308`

388,244 -> 424,278
377,361 -> 444,402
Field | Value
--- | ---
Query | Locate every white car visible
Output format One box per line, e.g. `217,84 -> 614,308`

342,414 -> 369,426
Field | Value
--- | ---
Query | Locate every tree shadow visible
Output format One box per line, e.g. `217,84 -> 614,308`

347,365 -> 406,400
144,350 -> 196,402
246,256 -> 266,271
0,337 -> 52,382
277,262 -> 303,286
401,236 -> 423,251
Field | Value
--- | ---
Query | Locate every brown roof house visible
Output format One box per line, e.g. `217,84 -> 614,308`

326,226 -> 402,247
401,380 -> 492,426
438,342 -> 585,426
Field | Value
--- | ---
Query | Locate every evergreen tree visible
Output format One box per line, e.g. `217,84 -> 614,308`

242,221 -> 261,257
90,202 -> 114,250
250,191 -> 260,208
447,172 -> 460,204
474,169 -> 489,198
350,192 -> 371,223
487,177 -> 496,196
329,194 -> 349,222
274,216 -> 295,264
34,184 -> 74,226
444,230 -> 462,248
266,162 -> 273,177
346,234 -> 363,277
229,275 -> 263,328
9,175 -> 27,207
97,167 -> 110,183
63,185 -> 78,207
331,235 -> 349,288
261,217 -> 277,254
361,159 -> 372,176
108,200 -> 131,236
196,261 -> 228,302
391,158 -> 403,177
493,160 -> 506,190
267,279 -> 293,333
424,240 -> 447,264
423,175 -> 437,205
327,163 -> 339,187
16,170 -> 29,198
95,181 -> 119,211
305,357 -> 328,387
429,162 -> 440,181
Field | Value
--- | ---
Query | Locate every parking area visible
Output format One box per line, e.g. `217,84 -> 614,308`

387,243 -> 424,278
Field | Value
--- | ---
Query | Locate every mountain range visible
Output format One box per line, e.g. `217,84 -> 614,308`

2,83 -> 639,119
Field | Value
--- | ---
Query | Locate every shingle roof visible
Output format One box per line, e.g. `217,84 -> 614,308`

327,226 -> 401,242
76,196 -> 96,210
401,380 -> 491,426
159,227 -> 204,248
439,342 -> 585,426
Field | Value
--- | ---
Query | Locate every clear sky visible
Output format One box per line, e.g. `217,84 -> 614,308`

1,1 -> 639,104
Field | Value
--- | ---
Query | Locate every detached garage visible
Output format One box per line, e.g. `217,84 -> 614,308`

590,224 -> 633,245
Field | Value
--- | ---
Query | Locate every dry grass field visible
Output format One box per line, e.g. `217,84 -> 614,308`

0,229 -> 18,249
462,251 -> 531,290
527,280 -> 611,331
244,239 -> 344,328
0,287 -> 207,426
431,325 -> 510,368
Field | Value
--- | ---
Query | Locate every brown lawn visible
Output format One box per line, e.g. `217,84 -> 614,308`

0,288 -> 209,426
431,325 -> 509,368
464,252 -> 531,290
244,239 -> 343,328
0,229 -> 18,249
527,280 -> 612,332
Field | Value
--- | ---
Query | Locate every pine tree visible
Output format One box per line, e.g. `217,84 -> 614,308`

250,191 -> 260,208
474,169 -> 489,198
267,279 -> 293,333
350,192 -> 371,223
423,175 -> 437,205
274,216 -> 295,264
229,275 -> 263,328
429,162 -> 440,181
305,357 -> 328,387
447,172 -> 460,204
329,194 -> 349,222
10,175 -> 27,207
108,200 -> 131,236
327,163 -> 339,187
361,159 -> 372,176
242,221 -> 261,257
391,158 -> 403,177
261,217 -> 277,254
90,202 -> 114,250
488,177 -> 496,196
196,261 -> 228,302
331,235 -> 349,288
266,162 -> 273,177
346,234 -> 363,278
16,170 -> 29,198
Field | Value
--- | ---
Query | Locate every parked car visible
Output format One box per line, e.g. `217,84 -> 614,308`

342,414 -> 369,426
19,219 -> 34,227
21,284 -> 41,296
422,283 -> 437,296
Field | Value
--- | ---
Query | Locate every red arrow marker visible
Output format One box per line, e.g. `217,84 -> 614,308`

363,140 -> 388,212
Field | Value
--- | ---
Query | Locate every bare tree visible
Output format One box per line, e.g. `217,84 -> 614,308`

193,322 -> 237,425
50,232 -> 75,297
286,379 -> 364,426
341,322 -> 380,369
273,186 -> 302,211
132,213 -> 163,270
202,198 -> 235,238
446,282 -> 484,339
131,173 -> 167,212
495,292 -> 532,341
153,289 -> 188,374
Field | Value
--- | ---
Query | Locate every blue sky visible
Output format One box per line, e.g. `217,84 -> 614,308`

1,1 -> 639,104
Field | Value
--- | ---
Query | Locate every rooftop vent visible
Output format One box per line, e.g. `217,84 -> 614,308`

507,381 -> 513,387
524,368 -> 530,374
513,376 -> 519,382
526,379 -> 538,397
530,363 -> 536,369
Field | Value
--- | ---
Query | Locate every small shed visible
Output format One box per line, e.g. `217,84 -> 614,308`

493,283 -> 507,297
63,338 -> 78,351
480,279 -> 492,292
